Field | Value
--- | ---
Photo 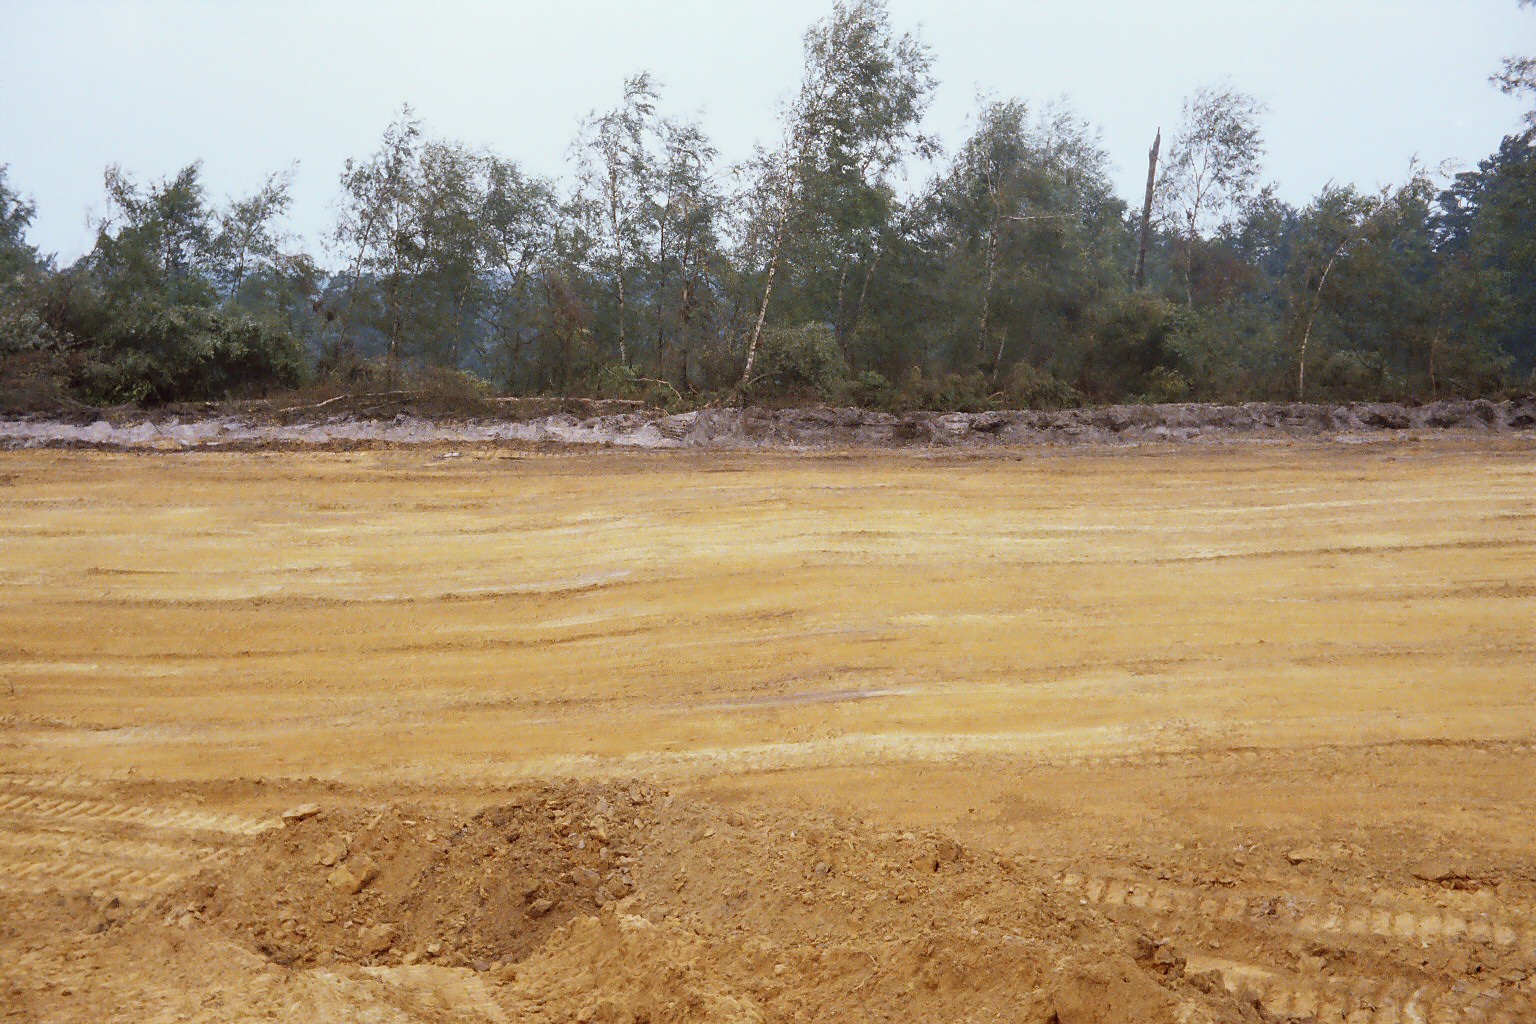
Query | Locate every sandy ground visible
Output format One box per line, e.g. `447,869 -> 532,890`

2,440 -> 1534,1022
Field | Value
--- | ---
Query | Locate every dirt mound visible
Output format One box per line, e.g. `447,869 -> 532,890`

184,785 -> 652,970
162,785 -> 1255,1022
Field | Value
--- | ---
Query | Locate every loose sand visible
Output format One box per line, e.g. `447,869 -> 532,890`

2,440 -> 1533,1022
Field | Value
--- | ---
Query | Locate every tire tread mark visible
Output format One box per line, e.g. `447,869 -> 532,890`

1060,872 -> 1533,956
0,792 -> 272,835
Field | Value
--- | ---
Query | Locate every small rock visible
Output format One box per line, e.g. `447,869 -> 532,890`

1286,847 -> 1323,865
910,850 -> 940,873
426,942 -> 443,956
359,923 -> 398,955
1412,861 -> 1473,886
527,898 -> 555,918
571,867 -> 603,888
1153,945 -> 1186,975
327,856 -> 378,894
282,803 -> 321,823
1186,967 -> 1225,994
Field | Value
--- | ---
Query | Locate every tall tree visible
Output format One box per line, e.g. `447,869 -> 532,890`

739,0 -> 936,386
479,156 -> 559,390
213,168 -> 295,304
1158,84 -> 1267,304
333,107 -> 425,369
646,116 -> 722,388
0,166 -> 41,288
576,73 -> 659,368
93,162 -> 218,306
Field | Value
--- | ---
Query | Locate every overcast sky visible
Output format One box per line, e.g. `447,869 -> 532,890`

2,0 -> 1531,264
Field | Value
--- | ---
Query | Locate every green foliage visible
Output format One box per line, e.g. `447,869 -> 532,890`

745,323 -> 848,401
1078,293 -> 1197,401
0,165 -> 42,291
3,1 -> 1534,410
891,367 -> 996,412
76,301 -> 307,405
1001,361 -> 1080,409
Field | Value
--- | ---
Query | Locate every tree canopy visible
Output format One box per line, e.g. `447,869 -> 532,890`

3,0 -> 1534,411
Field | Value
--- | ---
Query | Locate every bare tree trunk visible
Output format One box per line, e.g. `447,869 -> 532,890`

740,229 -> 785,388
1297,248 -> 1341,402
1428,305 -> 1448,398
1134,129 -> 1161,291
834,259 -> 850,349
655,196 -> 676,371
977,219 -> 1000,364
740,151 -> 796,389
848,241 -> 882,353
608,168 -> 629,367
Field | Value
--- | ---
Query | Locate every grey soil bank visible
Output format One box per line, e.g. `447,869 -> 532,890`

2,398 -> 1534,451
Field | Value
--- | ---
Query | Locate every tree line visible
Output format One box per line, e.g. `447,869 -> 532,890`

2,0 -> 1533,412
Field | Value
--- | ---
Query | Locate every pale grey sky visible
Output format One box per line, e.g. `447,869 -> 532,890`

2,0 -> 1531,263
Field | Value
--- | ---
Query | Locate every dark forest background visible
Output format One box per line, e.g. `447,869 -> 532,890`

3,0 -> 1534,413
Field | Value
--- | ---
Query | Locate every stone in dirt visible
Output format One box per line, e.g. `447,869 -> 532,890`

1286,847 -> 1324,865
1046,955 -> 1183,1024
527,898 -> 555,918
1413,861 -> 1478,887
359,923 -> 398,954
327,855 -> 378,894
282,803 -> 321,823
570,867 -> 603,888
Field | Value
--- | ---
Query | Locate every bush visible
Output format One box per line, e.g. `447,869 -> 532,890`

844,369 -> 896,409
1001,362 -> 1080,409
1080,293 -> 1197,402
745,323 -> 847,401
77,301 -> 308,405
892,367 -> 996,412
1136,366 -> 1192,404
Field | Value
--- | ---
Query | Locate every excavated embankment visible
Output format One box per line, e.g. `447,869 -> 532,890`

2,397 -> 1533,450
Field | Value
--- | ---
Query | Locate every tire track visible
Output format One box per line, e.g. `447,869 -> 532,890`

0,781 -> 268,903
1059,872 -> 1536,956
1187,955 -> 1533,1023
0,791 -> 275,836
1031,738 -> 1536,774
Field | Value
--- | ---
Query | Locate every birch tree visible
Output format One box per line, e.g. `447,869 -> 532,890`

1158,84 -> 1266,304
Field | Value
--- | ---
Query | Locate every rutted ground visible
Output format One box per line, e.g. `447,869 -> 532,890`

1,441 -> 1534,1022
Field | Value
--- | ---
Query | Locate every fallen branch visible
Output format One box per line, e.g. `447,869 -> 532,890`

631,376 -> 684,405
284,391 -> 414,414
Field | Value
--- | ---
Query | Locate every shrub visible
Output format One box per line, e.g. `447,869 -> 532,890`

1136,366 -> 1192,404
746,323 -> 848,401
76,301 -> 308,405
1080,293 -> 1197,401
1001,362 -> 1080,409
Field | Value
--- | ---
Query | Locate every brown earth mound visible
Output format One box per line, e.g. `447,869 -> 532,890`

160,785 -> 1256,1023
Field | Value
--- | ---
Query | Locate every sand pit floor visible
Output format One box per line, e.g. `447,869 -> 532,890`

2,440 -> 1534,1022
